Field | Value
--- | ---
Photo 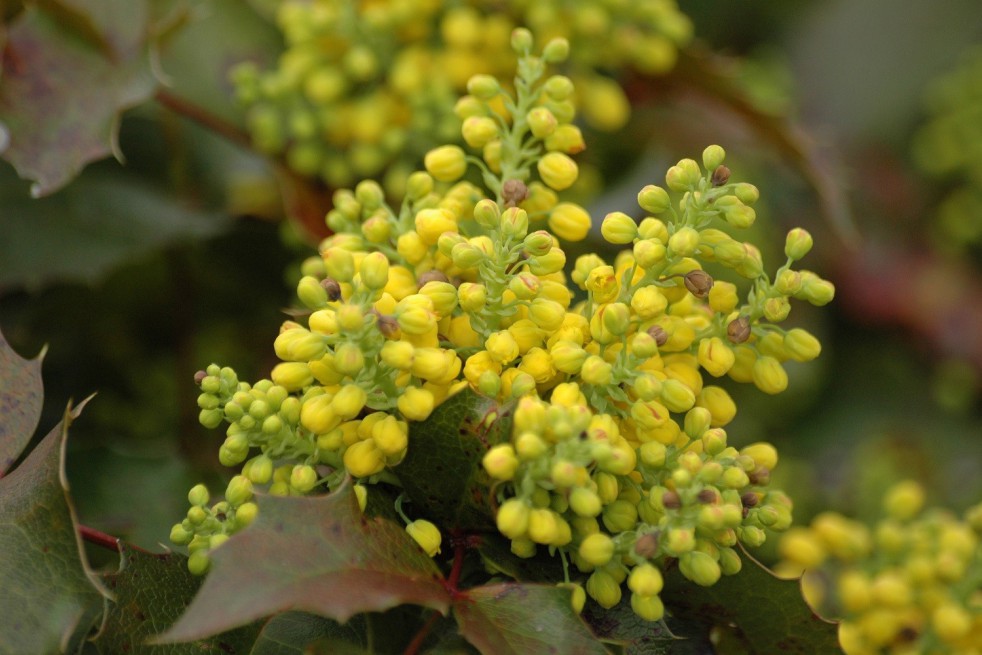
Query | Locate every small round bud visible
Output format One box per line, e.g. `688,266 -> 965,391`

542,38 -> 570,63
188,484 -> 210,507
511,28 -> 533,54
601,212 -> 638,244
538,152 -> 578,191
638,185 -> 671,214
702,145 -> 726,172
496,499 -> 531,539
424,146 -> 467,182
711,165 -> 731,187
466,74 -> 500,100
631,593 -> 665,622
679,551 -> 722,587
579,533 -> 616,567
683,270 -> 714,298
784,228 -> 813,261
462,116 -> 498,148
406,519 -> 442,557
527,107 -> 558,139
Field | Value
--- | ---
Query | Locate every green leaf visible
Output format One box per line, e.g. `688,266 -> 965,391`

0,163 -> 229,290
661,548 -> 840,654
395,388 -> 513,529
453,583 -> 610,655
93,543 -> 260,654
476,532 -> 564,583
0,328 -> 44,475
249,611 -> 356,655
580,597 -> 712,655
0,401 -> 109,655
158,479 -> 451,643
0,0 -> 191,197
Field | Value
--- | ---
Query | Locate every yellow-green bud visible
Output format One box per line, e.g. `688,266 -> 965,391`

638,185 -> 671,214
424,145 -> 467,182
883,480 -> 925,521
631,593 -> 665,621
628,563 -> 664,596
323,247 -> 355,282
580,355 -> 613,386
483,443 -> 519,480
473,198 -> 500,228
523,230 -> 554,256
784,228 -> 813,261
496,499 -> 531,539
527,107 -> 558,139
702,145 -> 726,172
586,570 -> 622,609
458,282 -> 487,312
527,508 -> 560,545
225,475 -> 254,507
544,124 -> 585,154
602,499 -> 638,533
406,519 -> 442,557
579,533 -> 616,566
752,356 -> 788,394
511,27 -> 533,53
397,386 -> 435,421
548,202 -> 592,242
462,116 -> 498,148
668,227 -> 700,257
783,328 -> 821,362
569,488 -> 603,517
360,252 -> 389,291
665,159 -> 701,192
467,74 -> 500,100
679,551 -> 721,586
188,484 -> 209,507
633,239 -> 667,269
542,37 -> 570,63
500,207 -> 529,239
528,247 -> 566,276
290,464 -> 318,493
297,276 -> 328,310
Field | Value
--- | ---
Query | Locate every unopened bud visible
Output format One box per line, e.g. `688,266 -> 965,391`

321,278 -> 342,301
194,370 -> 207,385
502,179 -> 529,208
683,270 -> 714,298
662,491 -> 682,510
634,533 -> 660,559
711,165 -> 731,187
726,316 -> 751,343
647,325 -> 669,347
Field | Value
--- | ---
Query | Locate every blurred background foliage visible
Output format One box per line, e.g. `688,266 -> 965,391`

2,0 -> 982,561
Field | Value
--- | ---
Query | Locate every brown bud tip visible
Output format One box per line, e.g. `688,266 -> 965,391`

417,270 -> 449,286
376,313 -> 401,338
502,179 -> 529,208
748,467 -> 770,486
726,316 -> 752,344
711,165 -> 731,187
741,492 -> 760,508
683,270 -> 714,298
321,277 -> 342,301
697,489 -> 718,504
662,491 -> 682,510
193,370 -> 208,385
647,325 -> 669,347
634,533 -> 660,559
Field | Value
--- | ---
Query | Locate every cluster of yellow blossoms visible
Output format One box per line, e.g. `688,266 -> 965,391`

777,481 -> 982,654
175,34 -> 834,621
232,0 -> 691,189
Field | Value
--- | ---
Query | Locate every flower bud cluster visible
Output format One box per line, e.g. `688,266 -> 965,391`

184,38 -> 830,626
776,480 -> 982,654
232,0 -> 691,188
169,477 -> 258,575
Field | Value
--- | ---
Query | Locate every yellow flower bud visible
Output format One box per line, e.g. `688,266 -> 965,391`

628,563 -> 664,597
679,551 -> 721,587
579,533 -> 616,567
548,202 -> 591,242
538,152 -> 578,191
461,116 -> 498,148
406,519 -> 442,557
697,337 -> 735,377
371,415 -> 408,457
343,439 -> 385,477
783,328 -> 822,362
419,281 -> 458,317
527,508 -> 560,545
544,124 -> 585,154
486,330 -> 520,364
785,228 -> 813,261
359,252 -> 389,291
708,281 -> 739,314
752,356 -> 788,394
528,298 -> 566,332
483,443 -> 519,480
397,386 -> 435,421
300,393 -> 340,435
496,499 -> 531,539
271,362 -> 313,391
415,208 -> 457,246
668,226 -> 700,257
424,145 -> 467,182
527,107 -> 558,138
580,355 -> 613,386
601,212 -> 638,244
586,569 -> 622,609
883,480 -> 924,521
332,384 -> 367,420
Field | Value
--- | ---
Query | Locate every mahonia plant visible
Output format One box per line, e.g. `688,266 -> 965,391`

174,32 -> 835,624
231,0 -> 692,190
776,480 -> 982,654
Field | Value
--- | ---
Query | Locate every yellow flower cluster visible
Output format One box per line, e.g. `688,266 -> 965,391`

180,36 -> 832,621
232,0 -> 692,188
777,481 -> 982,654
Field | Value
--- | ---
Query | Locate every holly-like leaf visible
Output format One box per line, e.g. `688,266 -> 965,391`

581,597 -> 712,655
93,543 -> 260,654
476,532 -> 564,583
158,480 -> 451,643
661,548 -> 840,654
0,2 -> 170,196
453,583 -> 610,655
394,388 -> 513,529
0,328 -> 44,475
0,400 -> 109,655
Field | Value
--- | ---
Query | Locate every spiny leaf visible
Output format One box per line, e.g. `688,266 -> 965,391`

93,543 -> 260,654
395,388 -> 514,529
0,400 -> 109,655
0,2 -> 166,195
453,583 -> 610,655
0,328 -> 44,475
158,479 -> 451,643
580,597 -> 712,655
661,547 -> 840,654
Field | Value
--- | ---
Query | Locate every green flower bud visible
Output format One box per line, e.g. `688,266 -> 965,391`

633,239 -> 667,269
511,27 -> 533,53
527,107 -> 558,139
542,37 -> 570,63
579,533 -> 616,567
797,273 -> 835,306
680,551 -> 721,586
496,499 -> 531,539
668,226 -> 700,257
297,275 -> 328,310
289,464 -> 318,493
628,563 -> 664,596
702,145 -> 726,172
665,159 -> 701,191
359,252 -> 389,291
523,230 -> 554,256
639,441 -> 667,468
528,248 -> 566,276
323,247 -> 355,282
631,592 -> 665,621
733,183 -> 759,204
784,228 -> 813,261
602,499 -> 638,533
739,525 -> 767,547
188,484 -> 210,507
406,172 -> 434,200
586,569 -> 622,609
638,184 -> 671,214
473,198 -> 500,228
187,549 -> 210,576
199,408 -> 223,429
569,487 -> 603,518
461,116 -> 498,149
500,207 -> 529,239
466,74 -> 500,100
170,523 -> 192,545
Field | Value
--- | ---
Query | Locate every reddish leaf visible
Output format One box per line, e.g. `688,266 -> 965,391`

0,329 -> 44,476
453,583 -> 610,655
0,3 -> 163,195
158,480 -> 451,643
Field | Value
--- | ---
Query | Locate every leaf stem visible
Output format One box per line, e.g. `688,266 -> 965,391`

444,530 -> 467,596
402,611 -> 441,655
154,89 -> 252,150
78,525 -> 120,552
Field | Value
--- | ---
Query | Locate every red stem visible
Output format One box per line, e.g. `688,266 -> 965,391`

444,532 -> 467,596
78,525 -> 121,552
154,89 -> 253,150
402,611 -> 441,655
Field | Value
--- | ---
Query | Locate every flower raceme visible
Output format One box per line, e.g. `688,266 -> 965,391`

177,35 -> 833,623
